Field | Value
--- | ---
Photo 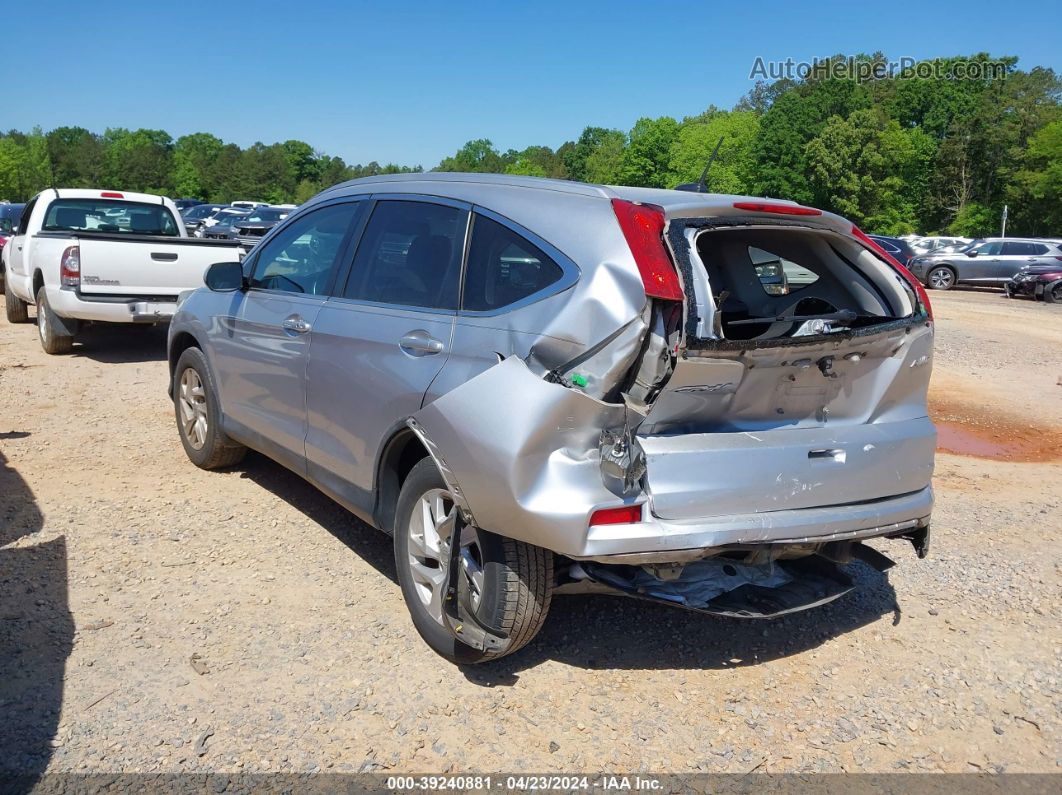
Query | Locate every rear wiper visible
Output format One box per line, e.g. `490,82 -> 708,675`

728,309 -> 862,326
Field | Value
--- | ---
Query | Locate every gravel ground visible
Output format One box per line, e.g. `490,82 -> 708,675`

1,288 -> 1060,776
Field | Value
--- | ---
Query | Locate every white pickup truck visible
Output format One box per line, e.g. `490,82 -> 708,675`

3,189 -> 242,353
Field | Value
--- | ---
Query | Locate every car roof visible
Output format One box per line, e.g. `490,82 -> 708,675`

317,172 -> 853,234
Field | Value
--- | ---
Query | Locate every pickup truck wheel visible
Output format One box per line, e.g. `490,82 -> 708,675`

926,266 -> 956,290
173,347 -> 246,469
5,278 -> 30,323
36,287 -> 73,354
394,458 -> 553,664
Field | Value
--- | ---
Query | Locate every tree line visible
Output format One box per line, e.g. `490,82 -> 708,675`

1,53 -> 1058,236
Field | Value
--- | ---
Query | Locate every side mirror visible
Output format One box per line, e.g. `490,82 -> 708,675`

204,261 -> 245,291
966,250 -> 978,257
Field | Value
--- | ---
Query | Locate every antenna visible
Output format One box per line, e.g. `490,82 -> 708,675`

696,136 -> 725,194
673,135 -> 726,193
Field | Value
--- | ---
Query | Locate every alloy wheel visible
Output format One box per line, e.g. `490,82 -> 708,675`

928,268 -> 954,289
178,368 -> 209,450
406,488 -> 484,625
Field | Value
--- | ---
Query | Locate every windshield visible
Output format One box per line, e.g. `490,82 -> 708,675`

0,218 -> 14,234
242,208 -> 286,224
42,199 -> 180,236
214,212 -> 248,227
183,204 -> 218,220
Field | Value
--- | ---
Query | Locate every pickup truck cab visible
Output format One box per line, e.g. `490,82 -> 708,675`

3,189 -> 241,354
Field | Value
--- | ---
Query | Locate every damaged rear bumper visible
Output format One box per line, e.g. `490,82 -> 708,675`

410,355 -> 933,565
574,488 -> 932,563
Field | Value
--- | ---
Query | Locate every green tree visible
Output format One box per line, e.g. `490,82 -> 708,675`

582,129 -> 626,184
436,139 -> 505,173
1006,119 -> 1062,235
617,116 -> 679,188
171,133 -> 224,199
45,126 -> 103,187
667,111 -> 760,193
102,128 -> 173,192
805,109 -> 926,232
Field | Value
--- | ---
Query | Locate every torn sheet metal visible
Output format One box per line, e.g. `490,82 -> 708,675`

574,555 -> 855,618
411,355 -> 633,556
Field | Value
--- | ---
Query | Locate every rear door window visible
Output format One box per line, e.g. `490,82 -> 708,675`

749,246 -> 819,296
343,200 -> 466,310
41,198 -> 180,236
462,214 -> 564,311
248,203 -> 361,296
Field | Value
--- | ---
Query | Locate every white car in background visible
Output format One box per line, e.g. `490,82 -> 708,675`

3,188 -> 241,353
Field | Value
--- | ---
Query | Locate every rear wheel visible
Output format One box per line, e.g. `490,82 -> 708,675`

36,287 -> 73,354
926,266 -> 956,290
173,346 -> 246,469
5,277 -> 29,323
1044,281 -> 1062,304
394,458 -> 553,663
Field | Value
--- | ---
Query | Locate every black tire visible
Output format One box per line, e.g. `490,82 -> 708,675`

36,287 -> 74,354
5,277 -> 29,323
925,266 -> 956,291
394,458 -> 553,663
173,346 -> 246,469
1044,280 -> 1062,304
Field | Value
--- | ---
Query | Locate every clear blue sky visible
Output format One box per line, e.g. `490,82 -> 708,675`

8,0 -> 1060,167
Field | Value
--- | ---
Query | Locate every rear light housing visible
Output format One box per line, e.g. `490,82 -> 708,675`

851,226 -> 932,321
589,504 -> 643,526
60,245 -> 80,288
611,198 -> 684,301
100,191 -> 124,198
732,201 -> 822,216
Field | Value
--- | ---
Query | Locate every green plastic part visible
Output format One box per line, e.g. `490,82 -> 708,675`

570,373 -> 588,388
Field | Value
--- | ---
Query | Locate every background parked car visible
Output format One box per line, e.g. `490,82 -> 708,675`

201,210 -> 251,240
1006,261 -> 1062,303
181,203 -> 225,236
229,200 -> 267,210
233,206 -> 292,251
173,198 -> 205,212
912,235 -> 971,254
199,207 -> 250,234
0,202 -> 26,290
867,234 -> 917,265
907,237 -> 1062,290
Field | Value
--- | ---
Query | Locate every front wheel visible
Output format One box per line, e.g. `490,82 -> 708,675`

173,346 -> 247,469
5,277 -> 29,323
926,266 -> 956,290
394,458 -> 553,663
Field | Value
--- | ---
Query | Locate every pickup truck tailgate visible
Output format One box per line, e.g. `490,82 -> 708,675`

76,235 -> 239,296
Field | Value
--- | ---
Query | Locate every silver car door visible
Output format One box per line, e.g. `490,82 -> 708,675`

209,202 -> 361,467
303,197 -> 467,512
966,241 -> 1002,281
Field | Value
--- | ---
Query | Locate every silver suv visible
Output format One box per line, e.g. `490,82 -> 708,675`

908,237 -> 1062,290
168,174 -> 936,663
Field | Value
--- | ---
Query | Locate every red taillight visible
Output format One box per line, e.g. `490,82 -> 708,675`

589,504 -> 642,526
611,198 -> 683,301
100,191 -> 124,198
732,201 -> 822,216
851,225 -> 932,321
60,245 -> 80,287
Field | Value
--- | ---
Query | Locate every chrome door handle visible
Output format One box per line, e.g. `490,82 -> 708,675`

282,316 -> 311,334
399,331 -> 444,355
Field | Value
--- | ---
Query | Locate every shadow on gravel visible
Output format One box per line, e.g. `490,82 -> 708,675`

223,453 -> 900,681
463,562 -> 900,685
235,452 -> 396,581
68,323 -> 168,364
0,446 -> 74,786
